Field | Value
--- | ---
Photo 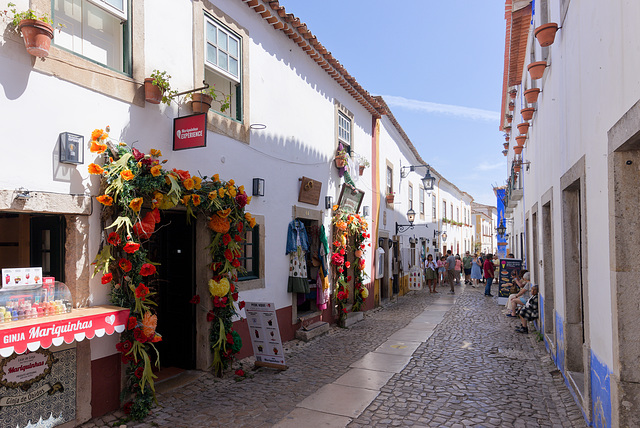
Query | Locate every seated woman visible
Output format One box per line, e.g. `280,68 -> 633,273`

515,285 -> 539,334
506,271 -> 530,317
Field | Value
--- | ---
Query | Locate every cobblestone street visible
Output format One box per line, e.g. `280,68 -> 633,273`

83,284 -> 586,428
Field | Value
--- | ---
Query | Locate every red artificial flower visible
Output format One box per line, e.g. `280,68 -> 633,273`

121,352 -> 134,364
171,168 -> 191,181
189,295 -> 201,304
131,147 -> 145,162
338,268 -> 344,273
134,367 -> 144,379
123,242 -> 140,254
239,301 -> 246,310
342,308 -> 347,314
347,276 -> 352,282
234,234 -> 242,242
232,259 -> 241,268
127,317 -> 137,330
135,283 -> 149,299
213,296 -> 228,307
123,401 -> 133,415
223,234 -> 232,245
232,292 -> 239,301
211,262 -> 221,271
339,248 -> 345,255
331,253 -> 344,266
107,232 -> 121,246
133,327 -> 148,343
235,192 -> 248,208
116,340 -> 133,354
206,311 -> 215,322
118,258 -> 132,273
226,332 -> 234,343
101,273 -> 113,284
345,261 -> 351,269
224,249 -> 234,261
235,369 -> 245,377
139,263 -> 156,276
237,222 -> 243,233
230,284 -> 235,293
337,291 -> 348,300
333,240 -> 341,248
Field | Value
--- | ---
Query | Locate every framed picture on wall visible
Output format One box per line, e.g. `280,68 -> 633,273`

337,183 -> 364,213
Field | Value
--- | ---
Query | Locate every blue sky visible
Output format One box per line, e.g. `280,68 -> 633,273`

283,1 -> 507,206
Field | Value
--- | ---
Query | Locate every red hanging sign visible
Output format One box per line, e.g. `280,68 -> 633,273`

173,113 -> 207,150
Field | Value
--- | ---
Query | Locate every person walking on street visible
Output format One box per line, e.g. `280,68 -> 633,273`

470,253 -> 482,287
437,256 -> 446,286
455,255 -> 462,284
424,254 -> 438,293
462,251 -> 473,284
446,250 -> 456,294
483,253 -> 495,296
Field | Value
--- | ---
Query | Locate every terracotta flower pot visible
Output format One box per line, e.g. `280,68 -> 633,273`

190,93 -> 213,113
503,142 -> 509,150
517,122 -> 530,134
359,165 -> 365,176
521,107 -> 536,121
502,149 -> 508,157
534,22 -> 559,47
144,78 -> 164,104
528,61 -> 548,80
386,194 -> 394,204
513,146 -> 523,155
505,135 -> 510,142
508,102 -> 515,111
514,165 -> 521,173
509,89 -> 517,99
515,135 -> 527,146
524,88 -> 541,104
506,116 -> 513,124
504,126 -> 512,133
18,19 -> 53,58
335,157 -> 346,168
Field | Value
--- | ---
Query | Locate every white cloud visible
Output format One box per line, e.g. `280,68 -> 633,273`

475,162 -> 504,172
380,95 -> 499,122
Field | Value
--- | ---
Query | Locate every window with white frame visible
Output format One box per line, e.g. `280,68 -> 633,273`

432,195 -> 436,219
419,188 -> 425,215
386,166 -> 393,196
442,200 -> 447,220
205,14 -> 242,120
456,207 -> 459,222
54,0 -> 130,72
408,184 -> 413,210
336,102 -> 354,155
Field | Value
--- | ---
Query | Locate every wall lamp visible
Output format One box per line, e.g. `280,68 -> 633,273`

362,205 -> 370,217
252,178 -> 265,196
400,164 -> 436,190
396,208 -> 428,234
325,196 -> 333,210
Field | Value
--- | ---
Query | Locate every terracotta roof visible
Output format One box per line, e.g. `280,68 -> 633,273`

499,1 -> 532,130
243,0 -> 384,118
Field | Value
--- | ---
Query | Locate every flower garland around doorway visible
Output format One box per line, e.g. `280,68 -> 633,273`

331,207 -> 370,324
89,127 -> 254,420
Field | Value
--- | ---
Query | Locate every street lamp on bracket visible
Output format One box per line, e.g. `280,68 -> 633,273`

395,208 -> 428,235
400,164 -> 436,191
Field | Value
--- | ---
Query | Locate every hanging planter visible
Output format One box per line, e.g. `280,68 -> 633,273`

504,125 -> 512,133
515,135 -> 527,146
144,78 -> 163,104
505,135 -> 510,142
503,142 -> 509,150
514,146 -> 523,155
524,88 -> 541,104
506,114 -> 513,124
508,102 -> 515,111
521,107 -> 536,121
528,61 -> 548,80
514,165 -> 521,173
335,155 -> 346,168
190,93 -> 213,114
502,149 -> 508,157
517,122 -> 530,134
534,23 -> 559,47
17,19 -> 53,57
509,89 -> 517,99
386,193 -> 395,204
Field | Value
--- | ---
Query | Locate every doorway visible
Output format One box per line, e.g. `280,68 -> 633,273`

148,211 -> 196,370
541,196 -> 555,344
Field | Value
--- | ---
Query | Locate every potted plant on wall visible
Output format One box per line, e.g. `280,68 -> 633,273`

2,2 -> 59,57
386,192 -> 395,204
358,158 -> 370,176
505,114 -> 513,124
187,85 -> 231,114
509,88 -> 517,99
335,146 -> 348,168
145,70 -> 177,105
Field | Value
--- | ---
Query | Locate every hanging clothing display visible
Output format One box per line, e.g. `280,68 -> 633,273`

287,220 -> 310,294
316,225 -> 331,310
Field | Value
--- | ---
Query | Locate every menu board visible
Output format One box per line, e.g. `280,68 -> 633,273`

408,267 -> 423,291
498,258 -> 523,302
2,268 -> 44,289
245,302 -> 286,368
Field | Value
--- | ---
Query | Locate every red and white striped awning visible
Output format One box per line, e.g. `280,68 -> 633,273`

0,305 -> 129,357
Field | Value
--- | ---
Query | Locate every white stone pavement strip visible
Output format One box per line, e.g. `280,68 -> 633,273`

274,294 -> 456,427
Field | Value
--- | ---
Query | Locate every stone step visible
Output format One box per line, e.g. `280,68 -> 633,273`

295,321 -> 330,342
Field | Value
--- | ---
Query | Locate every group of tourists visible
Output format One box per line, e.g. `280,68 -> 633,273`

504,269 -> 539,334
423,250 -> 497,296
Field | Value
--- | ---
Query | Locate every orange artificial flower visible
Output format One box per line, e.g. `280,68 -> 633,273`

193,176 -> 202,190
192,194 -> 201,206
150,149 -> 162,157
238,185 -> 245,193
183,178 -> 194,190
208,214 -> 230,234
227,186 -> 237,198
181,195 -> 191,205
150,165 -> 162,177
246,196 -> 252,205
245,212 -> 256,228
212,174 -> 220,183
228,179 -> 235,186
90,141 -> 107,154
141,312 -> 158,338
88,163 -> 104,174
97,195 -> 113,206
208,191 -> 218,200
217,208 -> 232,218
91,129 -> 108,140
218,188 -> 225,198
120,170 -> 134,181
129,197 -> 143,212
172,168 -> 190,181
151,192 -> 163,209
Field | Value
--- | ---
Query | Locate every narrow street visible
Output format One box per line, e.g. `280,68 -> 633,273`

84,284 -> 585,428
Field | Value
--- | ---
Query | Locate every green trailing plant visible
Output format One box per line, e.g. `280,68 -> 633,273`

149,70 -> 177,106
2,2 -> 53,27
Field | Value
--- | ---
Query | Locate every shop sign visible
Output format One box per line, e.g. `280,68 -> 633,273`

173,113 -> 207,150
337,183 -> 364,214
498,258 -> 523,302
0,348 -> 76,427
3,268 -> 43,288
245,302 -> 286,369
0,307 -> 129,357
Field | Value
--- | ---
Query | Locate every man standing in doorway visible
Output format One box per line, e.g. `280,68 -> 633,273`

463,251 -> 473,285
446,250 -> 456,294
483,253 -> 495,297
